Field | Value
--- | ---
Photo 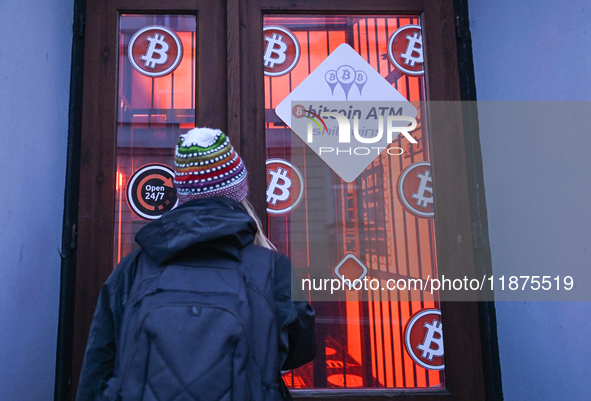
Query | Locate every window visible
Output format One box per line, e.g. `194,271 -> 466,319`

65,1 -> 486,399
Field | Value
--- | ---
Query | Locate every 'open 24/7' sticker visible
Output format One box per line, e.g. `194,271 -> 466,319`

127,164 -> 178,220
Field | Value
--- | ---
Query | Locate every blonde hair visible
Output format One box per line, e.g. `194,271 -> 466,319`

240,199 -> 277,250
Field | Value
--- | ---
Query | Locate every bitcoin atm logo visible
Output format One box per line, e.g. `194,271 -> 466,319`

266,159 -> 304,215
397,161 -> 434,218
263,26 -> 300,77
127,164 -> 178,220
405,309 -> 444,370
387,24 -> 424,76
128,26 -> 183,77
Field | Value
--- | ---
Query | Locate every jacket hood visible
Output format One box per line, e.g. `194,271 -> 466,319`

135,197 -> 257,264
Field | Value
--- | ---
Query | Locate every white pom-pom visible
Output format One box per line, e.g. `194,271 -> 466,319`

180,127 -> 222,148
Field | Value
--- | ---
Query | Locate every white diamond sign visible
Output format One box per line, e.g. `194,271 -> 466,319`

275,44 -> 418,182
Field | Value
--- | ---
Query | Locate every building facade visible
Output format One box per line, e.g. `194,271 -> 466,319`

1,0 -> 590,400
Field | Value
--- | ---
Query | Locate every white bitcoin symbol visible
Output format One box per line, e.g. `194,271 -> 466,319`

264,33 -> 288,68
411,170 -> 433,208
295,107 -> 303,116
416,319 -> 444,361
140,33 -> 170,69
400,32 -> 423,67
267,167 -> 292,205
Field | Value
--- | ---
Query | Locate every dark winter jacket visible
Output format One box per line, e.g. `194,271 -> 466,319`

76,197 -> 316,400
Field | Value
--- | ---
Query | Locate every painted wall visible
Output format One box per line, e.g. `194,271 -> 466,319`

0,0 -> 73,399
469,1 -> 591,400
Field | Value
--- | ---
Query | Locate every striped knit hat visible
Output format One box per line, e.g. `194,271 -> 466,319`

174,127 -> 248,203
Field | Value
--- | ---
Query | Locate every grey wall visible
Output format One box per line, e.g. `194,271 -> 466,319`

469,0 -> 591,400
0,0 -> 73,399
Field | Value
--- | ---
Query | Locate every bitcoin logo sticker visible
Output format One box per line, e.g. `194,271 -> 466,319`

397,161 -> 434,218
412,170 -> 433,208
400,32 -> 423,67
128,26 -> 183,77
267,168 -> 291,205
140,33 -> 169,69
405,309 -> 444,370
387,24 -> 424,76
263,26 -> 300,77
266,159 -> 304,215
417,320 -> 444,361
264,33 -> 288,68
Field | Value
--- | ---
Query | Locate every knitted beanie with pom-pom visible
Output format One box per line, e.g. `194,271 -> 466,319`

173,127 -> 248,203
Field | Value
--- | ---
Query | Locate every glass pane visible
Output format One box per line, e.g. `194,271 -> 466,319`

263,15 -> 443,391
114,15 -> 196,266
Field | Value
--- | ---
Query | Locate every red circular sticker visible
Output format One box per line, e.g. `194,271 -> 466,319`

266,159 -> 304,215
128,25 -> 183,77
126,164 -> 179,220
263,26 -> 300,77
405,309 -> 444,370
397,161 -> 434,218
387,24 -> 424,76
